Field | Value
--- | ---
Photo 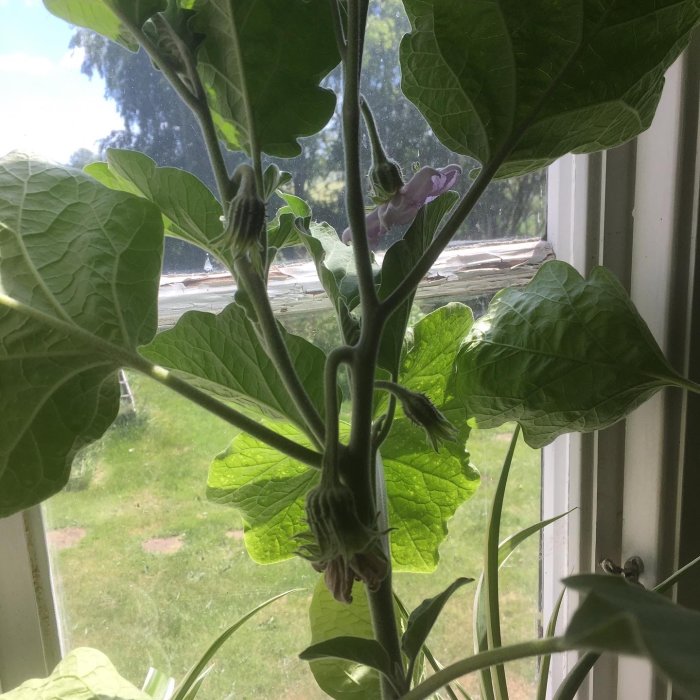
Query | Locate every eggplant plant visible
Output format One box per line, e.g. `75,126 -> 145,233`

2,1 -> 700,698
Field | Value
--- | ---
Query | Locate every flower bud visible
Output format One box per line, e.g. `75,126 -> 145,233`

368,158 -> 404,204
222,164 -> 265,259
297,483 -> 388,603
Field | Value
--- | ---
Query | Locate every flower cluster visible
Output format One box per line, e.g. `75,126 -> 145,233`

342,164 -> 462,247
297,483 -> 388,604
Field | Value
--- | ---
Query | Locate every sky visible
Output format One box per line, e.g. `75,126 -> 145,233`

0,0 -> 123,163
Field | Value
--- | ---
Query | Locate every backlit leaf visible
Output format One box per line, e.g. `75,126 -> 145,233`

192,0 -> 340,157
0,154 -> 163,515
400,0 -> 700,176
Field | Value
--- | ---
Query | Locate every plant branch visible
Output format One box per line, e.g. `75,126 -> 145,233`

235,259 -> 326,447
324,345 -> 353,471
114,8 -> 231,203
0,293 -> 323,469
342,0 -> 379,313
328,0 -> 347,59
402,638 -> 568,700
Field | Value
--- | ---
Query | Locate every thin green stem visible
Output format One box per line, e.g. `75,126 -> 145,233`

402,638 -> 568,700
0,293 -> 323,469
655,553 -> 700,592
323,346 -> 353,482
360,96 -> 388,165
342,0 -> 379,313
328,0 -> 347,58
235,259 -> 325,447
483,426 -> 520,700
113,8 -> 231,202
536,587 -> 566,700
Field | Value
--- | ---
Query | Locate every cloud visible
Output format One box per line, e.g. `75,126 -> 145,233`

0,52 -> 56,76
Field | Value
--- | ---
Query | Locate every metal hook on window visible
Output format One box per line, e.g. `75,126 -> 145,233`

599,555 -> 645,586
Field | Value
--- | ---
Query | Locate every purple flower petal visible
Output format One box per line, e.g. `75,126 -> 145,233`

342,163 -> 461,246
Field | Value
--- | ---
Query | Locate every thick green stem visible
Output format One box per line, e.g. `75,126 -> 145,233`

235,260 -> 326,447
342,0 -> 379,313
368,574 -> 406,698
402,638 -> 568,700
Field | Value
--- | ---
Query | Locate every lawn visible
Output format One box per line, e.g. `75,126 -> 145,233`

45,371 -> 542,699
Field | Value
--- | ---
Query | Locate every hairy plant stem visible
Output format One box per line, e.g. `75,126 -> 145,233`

341,4 -> 402,695
235,259 -> 326,448
343,0 -> 379,313
0,293 -> 322,469
115,8 -> 232,203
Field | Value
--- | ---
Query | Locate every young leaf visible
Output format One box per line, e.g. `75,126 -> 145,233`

141,668 -> 175,700
378,191 -> 460,375
43,0 -> 165,51
0,154 -> 163,516
401,577 -> 473,673
300,637 -> 396,687
305,578 -> 382,700
140,302 -> 327,427
400,0 -> 700,177
454,261 -> 692,448
191,0 -> 340,157
0,647 -> 148,699
86,149 -> 230,268
299,222 -> 379,314
564,575 -> 700,700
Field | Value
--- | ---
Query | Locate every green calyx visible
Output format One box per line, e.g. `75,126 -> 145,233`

297,484 -> 388,603
221,163 -> 266,259
377,381 -> 457,451
368,158 -> 404,204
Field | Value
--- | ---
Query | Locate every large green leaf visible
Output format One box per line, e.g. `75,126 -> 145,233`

207,308 -> 477,571
0,154 -> 163,515
43,0 -> 165,50
400,0 -> 700,177
140,302 -> 327,428
0,648 -> 148,700
207,423 -> 320,562
384,304 -> 479,571
564,575 -> 700,700
86,149 -> 232,268
454,261 -> 690,448
191,0 -> 340,157
305,578 -> 381,700
378,191 -> 460,375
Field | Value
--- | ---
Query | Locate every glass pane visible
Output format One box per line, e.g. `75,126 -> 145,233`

7,1 -> 546,697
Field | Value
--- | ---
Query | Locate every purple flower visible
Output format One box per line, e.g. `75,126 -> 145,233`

342,164 -> 462,246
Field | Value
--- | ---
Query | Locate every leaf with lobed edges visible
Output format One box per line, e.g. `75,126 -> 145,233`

0,154 -> 163,515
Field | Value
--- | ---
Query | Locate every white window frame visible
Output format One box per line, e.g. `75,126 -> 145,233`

0,39 -> 698,699
543,37 -> 700,700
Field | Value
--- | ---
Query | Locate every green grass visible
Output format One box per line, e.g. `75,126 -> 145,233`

45,372 -> 542,699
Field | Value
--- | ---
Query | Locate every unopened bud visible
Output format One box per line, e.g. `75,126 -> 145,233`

381,381 -> 458,451
223,164 -> 265,258
296,483 -> 388,603
369,158 -> 404,204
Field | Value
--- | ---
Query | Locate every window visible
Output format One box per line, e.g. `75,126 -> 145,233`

1,5 -> 698,700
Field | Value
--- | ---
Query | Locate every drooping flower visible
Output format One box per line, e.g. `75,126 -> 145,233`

296,483 -> 388,603
342,164 -> 462,246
